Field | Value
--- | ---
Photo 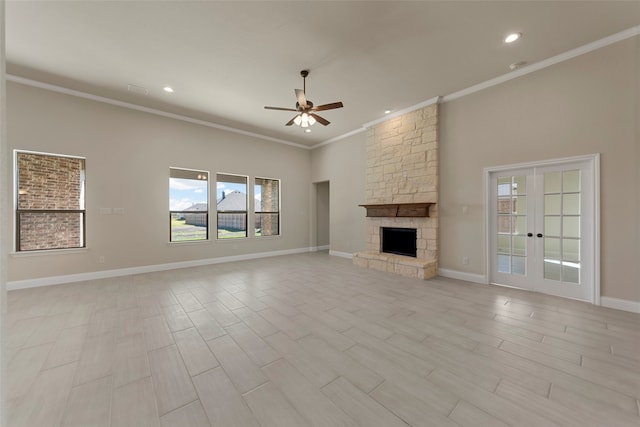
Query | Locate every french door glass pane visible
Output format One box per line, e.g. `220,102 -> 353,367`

563,193 -> 580,215
496,175 -> 527,275
544,172 -> 561,193
512,256 -> 526,275
563,170 -> 580,192
544,216 -> 561,237
543,170 -> 581,283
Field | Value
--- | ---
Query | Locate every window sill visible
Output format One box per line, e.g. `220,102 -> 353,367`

11,248 -> 89,257
167,240 -> 211,247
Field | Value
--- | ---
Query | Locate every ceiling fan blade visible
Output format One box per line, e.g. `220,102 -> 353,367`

295,89 -> 308,109
285,116 -> 297,126
311,113 -> 330,126
264,106 -> 298,112
312,101 -> 344,112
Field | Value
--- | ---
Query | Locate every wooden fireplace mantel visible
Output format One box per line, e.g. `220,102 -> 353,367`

359,202 -> 434,218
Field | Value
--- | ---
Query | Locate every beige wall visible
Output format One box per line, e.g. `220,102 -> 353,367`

6,35 -> 639,303
311,132 -> 366,255
440,36 -> 639,302
7,82 -> 312,282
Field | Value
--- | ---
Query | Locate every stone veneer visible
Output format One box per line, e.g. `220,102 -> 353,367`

353,103 -> 438,279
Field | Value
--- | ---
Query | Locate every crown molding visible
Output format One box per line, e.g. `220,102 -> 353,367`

8,25 -> 639,151
6,74 -> 311,150
314,24 -> 640,148
442,25 -> 640,103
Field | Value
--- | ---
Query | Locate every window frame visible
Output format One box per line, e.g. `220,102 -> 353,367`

254,176 -> 281,237
216,172 -> 249,240
14,149 -> 87,252
169,167 -> 210,243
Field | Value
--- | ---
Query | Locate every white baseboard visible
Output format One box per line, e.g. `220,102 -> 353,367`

600,297 -> 640,313
315,245 -> 330,251
7,247 -> 315,291
437,268 -> 487,284
329,250 -> 353,259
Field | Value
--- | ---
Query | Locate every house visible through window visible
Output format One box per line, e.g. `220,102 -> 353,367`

15,150 -> 86,251
255,177 -> 280,237
169,168 -> 209,242
216,173 -> 248,239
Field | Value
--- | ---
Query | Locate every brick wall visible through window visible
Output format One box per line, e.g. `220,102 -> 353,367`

16,151 -> 86,251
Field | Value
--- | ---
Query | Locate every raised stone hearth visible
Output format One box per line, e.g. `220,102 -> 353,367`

353,103 -> 439,280
353,251 -> 437,279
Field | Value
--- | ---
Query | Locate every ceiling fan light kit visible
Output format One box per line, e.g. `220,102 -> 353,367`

265,70 -> 344,129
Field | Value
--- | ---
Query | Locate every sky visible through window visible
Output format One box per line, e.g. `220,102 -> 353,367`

169,178 -> 208,211
169,178 -> 258,211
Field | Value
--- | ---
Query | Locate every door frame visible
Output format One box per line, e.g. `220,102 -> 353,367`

483,154 -> 600,304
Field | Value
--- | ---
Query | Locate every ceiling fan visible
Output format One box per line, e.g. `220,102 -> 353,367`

264,70 -> 344,128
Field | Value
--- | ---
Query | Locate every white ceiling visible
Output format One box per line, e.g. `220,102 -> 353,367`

6,1 -> 640,147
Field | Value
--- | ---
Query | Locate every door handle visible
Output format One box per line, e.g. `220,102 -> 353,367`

537,233 -> 543,238
527,233 -> 533,237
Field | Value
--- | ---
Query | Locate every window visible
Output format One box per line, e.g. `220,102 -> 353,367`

169,168 -> 209,242
216,173 -> 248,239
15,151 -> 86,251
255,177 -> 280,236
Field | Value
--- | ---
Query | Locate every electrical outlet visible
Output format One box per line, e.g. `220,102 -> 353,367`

462,257 -> 469,265
99,256 -> 105,263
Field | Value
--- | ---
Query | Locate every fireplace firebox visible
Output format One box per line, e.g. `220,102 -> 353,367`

381,227 -> 417,257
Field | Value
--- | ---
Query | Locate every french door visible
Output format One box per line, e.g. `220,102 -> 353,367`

488,156 -> 598,302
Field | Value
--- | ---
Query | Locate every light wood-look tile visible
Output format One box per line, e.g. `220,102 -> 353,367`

162,304 -> 194,332
427,368 -> 562,427
113,332 -> 151,387
23,313 -> 69,347
9,362 -> 78,427
347,344 -> 458,414
61,375 -> 112,427
257,307 -> 311,340
370,380 -> 460,427
115,307 -> 144,339
143,314 -> 174,351
265,331 -> 337,388
187,309 -> 226,341
73,332 -> 115,386
298,334 -> 383,393
232,306 -> 279,337
148,344 -> 198,415
262,358 -> 359,427
192,367 -> 260,427
207,334 -> 267,393
243,381 -> 310,427
321,376 -> 408,427
160,400 -> 211,427
7,252 -> 640,427
224,321 -> 281,367
173,327 -> 219,376
448,399 -> 511,427
203,301 -> 241,326
111,377 -> 160,427
7,343 -> 54,399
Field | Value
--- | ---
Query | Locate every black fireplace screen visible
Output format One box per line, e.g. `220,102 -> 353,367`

381,227 -> 417,257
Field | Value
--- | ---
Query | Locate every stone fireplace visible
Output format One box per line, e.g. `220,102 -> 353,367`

353,103 -> 438,280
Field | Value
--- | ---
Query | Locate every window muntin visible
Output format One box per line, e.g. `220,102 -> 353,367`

254,177 -> 280,237
15,151 -> 86,251
216,173 -> 248,239
169,168 -> 209,242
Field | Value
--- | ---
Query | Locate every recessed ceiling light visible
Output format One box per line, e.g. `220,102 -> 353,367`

384,110 -> 392,114
504,32 -> 522,44
163,86 -> 174,93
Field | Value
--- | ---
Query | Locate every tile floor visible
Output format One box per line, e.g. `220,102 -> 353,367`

6,252 -> 640,426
